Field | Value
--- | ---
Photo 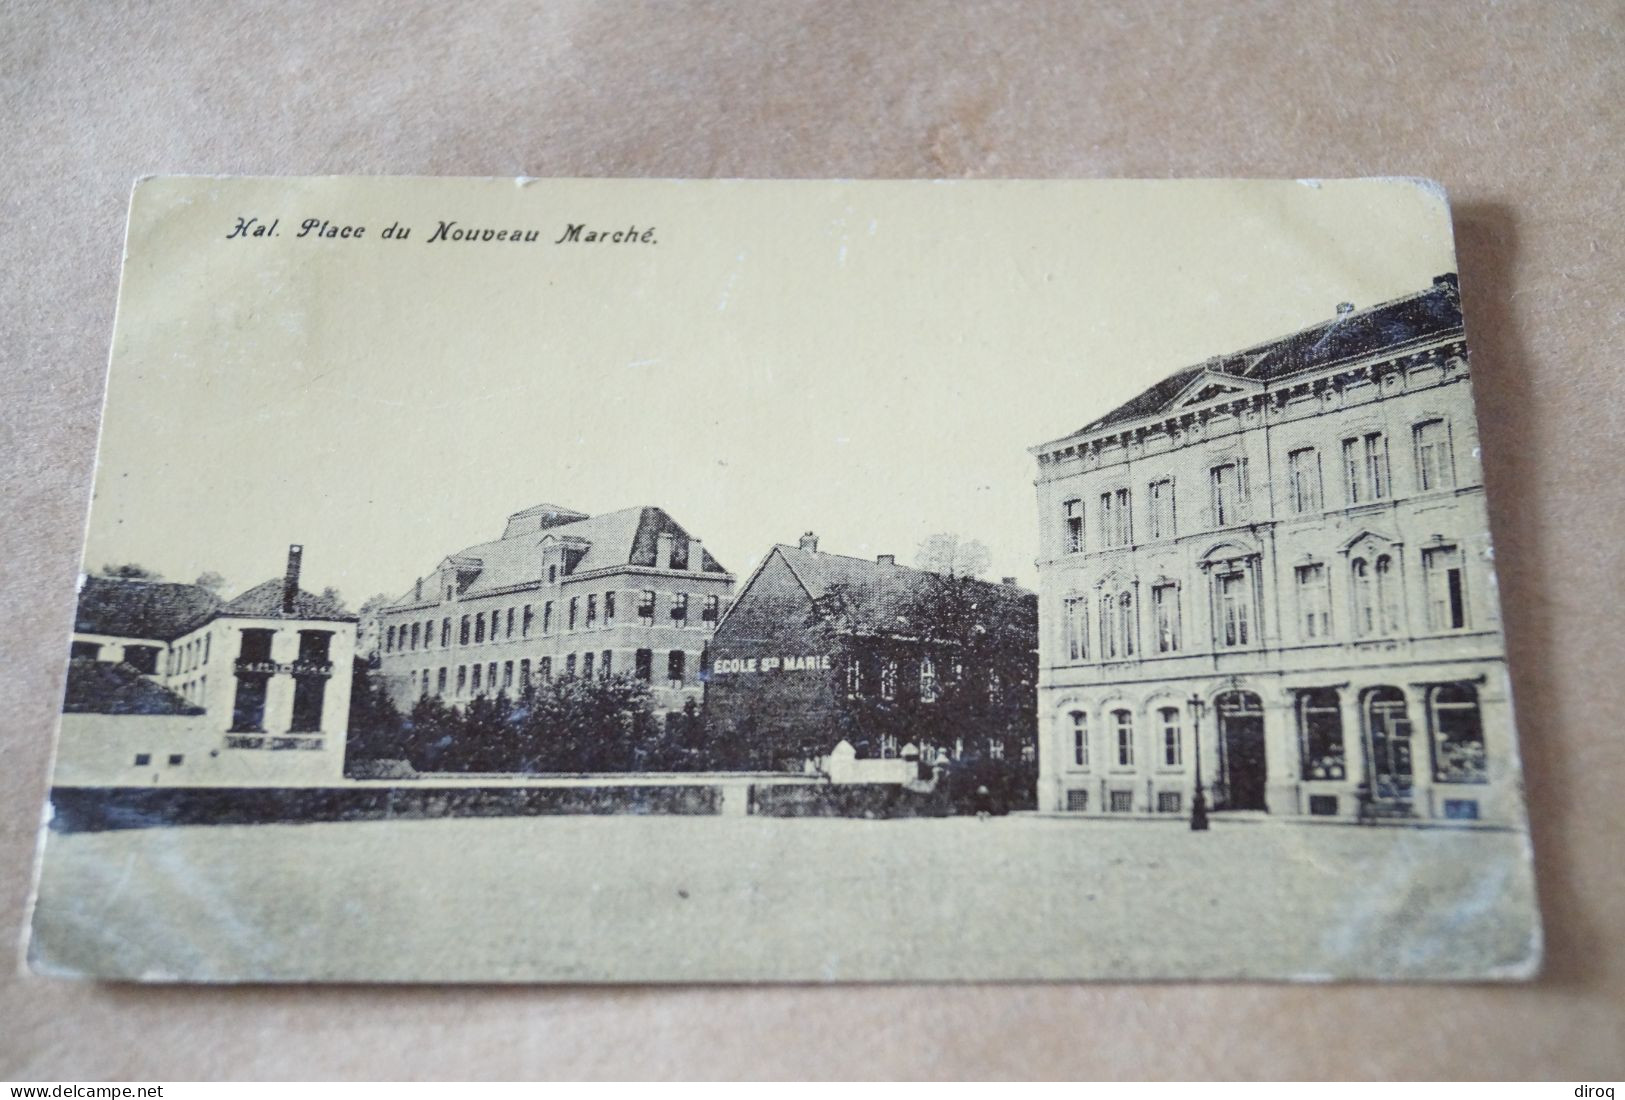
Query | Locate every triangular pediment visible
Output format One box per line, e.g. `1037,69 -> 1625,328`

1339,527 -> 1402,555
1166,369 -> 1264,412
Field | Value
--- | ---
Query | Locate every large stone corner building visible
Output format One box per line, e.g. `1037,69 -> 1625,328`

1030,274 -> 1521,824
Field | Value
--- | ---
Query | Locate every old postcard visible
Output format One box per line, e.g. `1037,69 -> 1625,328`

26,176 -> 1539,982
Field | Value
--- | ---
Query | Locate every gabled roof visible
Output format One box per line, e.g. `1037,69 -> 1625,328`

391,506 -> 729,607
62,658 -> 205,716
1071,274 -> 1464,437
770,544 -> 1033,637
220,579 -> 356,622
73,576 -> 221,641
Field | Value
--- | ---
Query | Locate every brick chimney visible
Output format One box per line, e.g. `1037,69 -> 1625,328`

1001,576 -> 1017,586
877,554 -> 895,565
656,531 -> 674,570
799,532 -> 819,553
283,544 -> 303,614
689,538 -> 703,571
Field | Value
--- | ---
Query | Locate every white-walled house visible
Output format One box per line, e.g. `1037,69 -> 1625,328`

57,546 -> 357,788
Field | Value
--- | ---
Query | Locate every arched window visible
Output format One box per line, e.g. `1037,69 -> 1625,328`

1376,555 -> 1399,634
1158,706 -> 1182,766
1296,688 -> 1346,780
1112,709 -> 1134,767
1100,589 -> 1135,658
1431,683 -> 1487,783
919,656 -> 938,702
1063,595 -> 1088,661
1351,558 -> 1373,636
1070,710 -> 1088,767
880,658 -> 898,700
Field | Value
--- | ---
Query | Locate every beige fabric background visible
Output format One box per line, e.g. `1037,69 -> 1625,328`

1,0 -> 1621,1080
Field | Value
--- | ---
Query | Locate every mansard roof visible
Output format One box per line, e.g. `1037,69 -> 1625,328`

392,505 -> 729,607
1072,273 -> 1464,438
73,576 -> 222,641
769,544 -> 1034,638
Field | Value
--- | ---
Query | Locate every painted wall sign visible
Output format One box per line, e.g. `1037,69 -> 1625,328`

711,655 -> 832,675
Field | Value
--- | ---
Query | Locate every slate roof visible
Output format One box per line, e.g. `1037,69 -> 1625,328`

73,576 -> 221,641
220,579 -> 356,622
62,658 -> 205,716
1073,274 -> 1464,437
393,506 -> 728,608
771,544 -> 1034,638
75,575 -> 354,640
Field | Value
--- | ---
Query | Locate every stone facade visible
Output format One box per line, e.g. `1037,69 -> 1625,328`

1029,275 -> 1522,824
377,504 -> 734,714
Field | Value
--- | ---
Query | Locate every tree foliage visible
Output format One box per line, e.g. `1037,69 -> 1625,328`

101,563 -> 162,580
194,571 -> 228,596
913,532 -> 992,579
346,671 -> 710,775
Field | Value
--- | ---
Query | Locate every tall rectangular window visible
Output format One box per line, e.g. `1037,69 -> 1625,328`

1063,595 -> 1088,661
456,665 -> 467,694
1159,707 -> 1182,766
506,607 -> 515,638
1424,545 -> 1467,630
604,591 -> 616,627
1218,570 -> 1250,647
920,657 -> 938,703
565,653 -> 577,678
1147,479 -> 1175,539
436,667 -> 447,695
634,648 -> 652,681
543,602 -> 553,634
1064,499 -> 1084,553
702,595 -> 719,624
441,618 -> 451,647
471,663 -> 482,692
667,650 -> 686,685
586,594 -> 598,628
522,605 -> 533,637
568,597 -> 579,630
459,615 -> 470,645
1296,563 -> 1331,640
1113,710 -> 1134,767
638,590 -> 656,625
582,651 -> 594,679
538,656 -> 552,681
1099,488 -> 1132,547
671,593 -> 689,626
502,660 -> 513,689
1210,461 -> 1245,526
1414,419 -> 1454,491
1070,711 -> 1088,767
600,649 -> 612,677
1344,432 -> 1390,503
518,659 -> 529,687
409,623 -> 420,650
1288,447 -> 1322,513
880,659 -> 898,700
1152,583 -> 1180,653
474,614 -> 485,644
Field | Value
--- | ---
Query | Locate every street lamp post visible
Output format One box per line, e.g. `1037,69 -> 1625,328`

1188,692 -> 1210,831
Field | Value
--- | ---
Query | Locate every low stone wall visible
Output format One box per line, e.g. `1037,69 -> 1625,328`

48,783 -> 723,833
751,782 -> 953,818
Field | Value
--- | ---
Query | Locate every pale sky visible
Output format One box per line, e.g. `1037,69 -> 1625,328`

83,177 -> 1457,604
